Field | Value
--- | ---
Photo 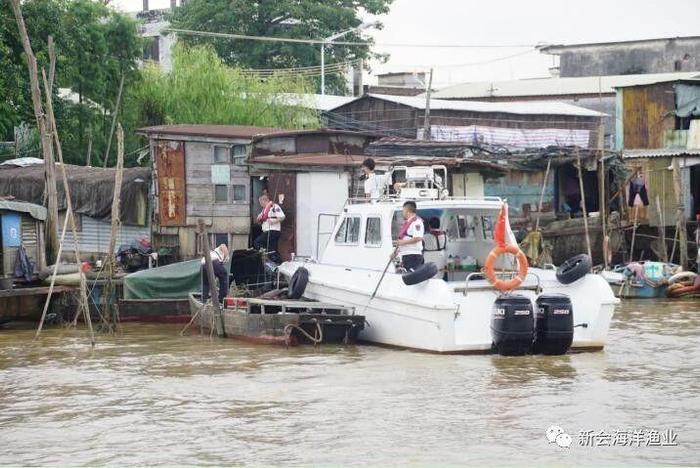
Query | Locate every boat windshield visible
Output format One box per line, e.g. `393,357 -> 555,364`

391,207 -> 505,282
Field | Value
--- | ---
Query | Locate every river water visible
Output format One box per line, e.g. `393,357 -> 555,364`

1,299 -> 698,466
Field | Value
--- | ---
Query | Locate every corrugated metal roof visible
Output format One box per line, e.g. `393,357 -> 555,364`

622,148 -> 700,159
430,72 -> 700,100
0,199 -> 47,220
335,93 -> 605,117
539,36 -> 700,54
137,124 -> 295,139
274,93 -> 356,111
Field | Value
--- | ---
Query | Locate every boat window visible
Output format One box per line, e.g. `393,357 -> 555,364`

334,216 -> 361,244
446,214 -> 477,240
365,217 -> 382,246
481,215 -> 495,240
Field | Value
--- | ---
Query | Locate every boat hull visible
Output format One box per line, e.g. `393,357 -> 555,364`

188,294 -> 364,345
279,262 -> 618,354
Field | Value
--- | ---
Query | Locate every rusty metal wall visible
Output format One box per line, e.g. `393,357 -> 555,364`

155,140 -> 186,226
622,83 -> 676,149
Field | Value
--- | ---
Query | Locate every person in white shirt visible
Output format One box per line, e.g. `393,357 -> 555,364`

361,158 -> 388,200
201,243 -> 229,304
394,201 -> 424,271
253,193 -> 285,263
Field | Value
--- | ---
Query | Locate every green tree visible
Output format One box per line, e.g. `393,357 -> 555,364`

123,45 -> 321,136
0,0 -> 142,163
169,0 -> 393,95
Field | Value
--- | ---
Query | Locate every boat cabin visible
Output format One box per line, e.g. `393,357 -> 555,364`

319,166 -> 516,281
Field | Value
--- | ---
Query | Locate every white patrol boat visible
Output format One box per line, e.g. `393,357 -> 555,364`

279,166 -> 618,354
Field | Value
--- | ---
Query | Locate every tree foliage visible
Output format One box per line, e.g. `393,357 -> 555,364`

123,45 -> 321,132
170,0 -> 393,95
0,0 -> 142,164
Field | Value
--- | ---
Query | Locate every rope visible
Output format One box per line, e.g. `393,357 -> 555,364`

284,320 -> 323,345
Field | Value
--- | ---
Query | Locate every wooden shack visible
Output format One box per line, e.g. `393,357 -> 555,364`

0,199 -> 46,284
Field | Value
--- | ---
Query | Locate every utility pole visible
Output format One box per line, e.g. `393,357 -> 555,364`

422,68 -> 434,141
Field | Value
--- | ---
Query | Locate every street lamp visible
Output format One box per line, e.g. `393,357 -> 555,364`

321,21 -> 380,95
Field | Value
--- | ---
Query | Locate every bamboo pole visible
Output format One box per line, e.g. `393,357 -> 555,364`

576,149 -> 592,259
34,208 -> 70,339
85,132 -> 93,167
103,74 -> 125,168
41,68 -> 95,346
671,157 -> 689,269
422,68 -> 434,141
534,157 -> 552,232
102,124 -> 125,329
199,220 -> 225,337
629,206 -> 639,262
655,195 -> 668,262
10,1 -> 59,264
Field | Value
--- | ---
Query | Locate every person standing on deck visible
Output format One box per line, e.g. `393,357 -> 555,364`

253,193 -> 285,263
361,158 -> 389,200
201,243 -> 229,304
394,201 -> 424,272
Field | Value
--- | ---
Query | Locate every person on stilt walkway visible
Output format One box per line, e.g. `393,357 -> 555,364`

201,243 -> 229,304
253,193 -> 285,264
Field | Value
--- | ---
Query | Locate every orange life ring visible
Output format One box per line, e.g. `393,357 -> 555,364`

484,244 -> 529,292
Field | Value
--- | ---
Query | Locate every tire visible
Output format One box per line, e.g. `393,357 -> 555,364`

402,262 -> 438,286
288,267 -> 309,299
556,254 -> 592,285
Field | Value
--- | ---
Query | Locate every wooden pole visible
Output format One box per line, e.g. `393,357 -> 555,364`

10,1 -> 59,264
576,149 -> 592,260
85,132 -> 93,167
422,68 -> 433,141
103,73 -> 125,168
34,207 -> 70,339
41,68 -> 95,346
535,156 -> 552,232
629,205 -> 639,262
199,219 -> 225,337
655,195 -> 668,262
103,124 -> 125,328
671,157 -> 689,269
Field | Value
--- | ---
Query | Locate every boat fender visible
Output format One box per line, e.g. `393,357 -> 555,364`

484,244 -> 529,292
556,254 -> 592,285
402,262 -> 438,286
288,267 -> 309,299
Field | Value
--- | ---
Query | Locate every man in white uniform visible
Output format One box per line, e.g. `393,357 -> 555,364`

201,244 -> 229,304
361,158 -> 388,200
394,200 -> 424,271
253,193 -> 285,263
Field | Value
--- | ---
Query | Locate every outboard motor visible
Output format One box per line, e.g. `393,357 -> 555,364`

534,294 -> 574,355
491,294 -> 534,356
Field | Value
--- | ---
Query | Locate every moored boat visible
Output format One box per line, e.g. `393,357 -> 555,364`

279,165 -> 619,354
188,293 -> 365,345
666,271 -> 700,298
602,261 -> 681,299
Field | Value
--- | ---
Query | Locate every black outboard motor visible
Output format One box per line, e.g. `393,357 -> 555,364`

534,294 -> 574,355
491,294 -> 534,356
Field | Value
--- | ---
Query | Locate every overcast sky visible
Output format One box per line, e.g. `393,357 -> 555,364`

113,0 -> 700,88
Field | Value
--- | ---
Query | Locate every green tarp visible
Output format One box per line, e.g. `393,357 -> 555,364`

123,260 -> 202,300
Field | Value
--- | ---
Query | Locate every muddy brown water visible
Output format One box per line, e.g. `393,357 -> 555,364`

0,299 -> 698,466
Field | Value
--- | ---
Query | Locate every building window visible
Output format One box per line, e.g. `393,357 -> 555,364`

143,36 -> 160,62
232,184 -> 246,201
213,145 -> 230,163
214,184 -> 228,203
365,216 -> 382,246
334,216 -> 361,244
196,233 -> 229,254
231,145 -> 247,165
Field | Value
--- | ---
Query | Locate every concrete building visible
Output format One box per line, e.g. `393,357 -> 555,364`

539,36 -> 700,78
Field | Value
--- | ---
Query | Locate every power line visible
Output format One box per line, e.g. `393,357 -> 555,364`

165,28 -> 535,49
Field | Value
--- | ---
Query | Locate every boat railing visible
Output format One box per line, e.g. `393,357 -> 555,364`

345,195 -> 504,205
460,271 -> 542,297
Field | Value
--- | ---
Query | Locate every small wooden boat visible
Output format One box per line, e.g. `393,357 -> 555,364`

188,293 -> 365,345
603,261 -> 680,299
